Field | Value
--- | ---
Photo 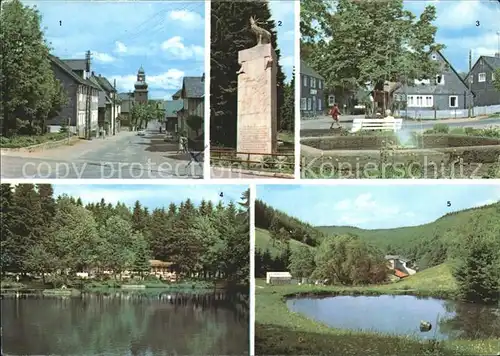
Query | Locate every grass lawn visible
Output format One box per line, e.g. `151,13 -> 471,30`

255,263 -> 499,356
255,228 -> 313,257
0,132 -> 70,148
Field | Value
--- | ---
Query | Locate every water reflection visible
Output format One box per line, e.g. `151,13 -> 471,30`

1,291 -> 249,355
286,294 -> 500,340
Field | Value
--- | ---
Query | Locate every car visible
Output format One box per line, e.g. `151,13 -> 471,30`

137,130 -> 146,136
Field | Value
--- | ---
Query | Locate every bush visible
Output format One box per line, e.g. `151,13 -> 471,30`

432,123 -> 449,133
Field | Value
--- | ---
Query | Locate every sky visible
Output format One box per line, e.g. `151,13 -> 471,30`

52,184 -> 248,210
257,184 -> 500,229
403,0 -> 499,72
26,1 -> 205,100
269,0 -> 295,82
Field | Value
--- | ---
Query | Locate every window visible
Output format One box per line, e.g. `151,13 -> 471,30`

431,54 -> 437,60
425,96 -> 433,107
79,93 -> 83,102
303,75 -> 307,87
493,72 -> 496,81
312,78 -> 316,88
416,96 -> 423,107
449,96 -> 458,108
478,73 -> 486,82
435,74 -> 444,85
318,80 -> 322,89
307,98 -> 311,111
328,95 -> 335,106
318,98 -> 322,111
407,95 -> 414,107
300,98 -> 306,110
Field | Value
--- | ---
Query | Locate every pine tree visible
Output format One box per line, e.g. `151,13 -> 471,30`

0,184 -> 15,272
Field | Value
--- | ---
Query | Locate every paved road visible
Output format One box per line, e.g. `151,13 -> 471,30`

1,129 -> 203,179
301,115 -> 500,132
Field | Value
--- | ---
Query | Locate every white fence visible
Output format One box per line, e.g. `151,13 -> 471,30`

399,105 -> 500,120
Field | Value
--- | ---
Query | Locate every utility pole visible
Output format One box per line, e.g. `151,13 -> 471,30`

113,79 -> 117,135
468,50 -> 473,118
85,50 -> 92,140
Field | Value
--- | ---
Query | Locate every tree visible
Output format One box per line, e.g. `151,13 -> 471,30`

303,0 -> 444,107
100,216 -> 137,278
186,115 -> 203,137
210,1 -> 286,147
313,234 -> 387,285
289,246 -> 316,280
132,233 -> 151,278
0,184 -> 15,273
0,0 -> 67,136
494,68 -> 500,92
451,213 -> 500,304
280,69 -> 295,131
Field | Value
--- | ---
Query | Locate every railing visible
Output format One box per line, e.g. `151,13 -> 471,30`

211,148 -> 294,172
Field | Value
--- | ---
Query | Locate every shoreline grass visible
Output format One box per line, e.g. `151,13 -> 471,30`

255,265 -> 499,356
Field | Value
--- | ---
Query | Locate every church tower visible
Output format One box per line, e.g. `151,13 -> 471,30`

134,65 -> 148,104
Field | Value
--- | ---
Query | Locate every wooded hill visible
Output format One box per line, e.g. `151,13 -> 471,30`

257,200 -> 500,271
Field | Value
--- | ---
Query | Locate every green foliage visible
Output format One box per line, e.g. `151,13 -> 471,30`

0,132 -> 68,148
0,0 -> 67,137
130,102 -> 162,129
0,184 -> 250,287
186,115 -> 203,137
280,69 -> 295,132
302,0 -> 443,105
432,123 -> 450,134
313,234 -> 387,285
288,246 -> 316,279
449,211 -> 500,303
494,68 -> 500,92
210,1 -> 286,147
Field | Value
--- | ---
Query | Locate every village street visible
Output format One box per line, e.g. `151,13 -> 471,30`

1,128 -> 203,179
301,114 -> 500,133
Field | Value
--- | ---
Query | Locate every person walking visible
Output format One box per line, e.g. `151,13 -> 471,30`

329,103 -> 341,129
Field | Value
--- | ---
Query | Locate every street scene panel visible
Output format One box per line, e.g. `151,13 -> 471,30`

1,184 -> 250,355
1,1 -> 205,179
300,0 -> 500,179
210,0 -> 296,179
254,183 -> 500,355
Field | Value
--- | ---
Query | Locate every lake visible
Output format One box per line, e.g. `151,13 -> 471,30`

287,294 -> 500,340
1,291 -> 249,355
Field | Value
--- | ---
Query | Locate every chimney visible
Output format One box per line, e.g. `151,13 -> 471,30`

201,73 -> 205,82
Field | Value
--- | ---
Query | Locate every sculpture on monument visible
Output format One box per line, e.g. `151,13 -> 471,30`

249,16 -> 271,45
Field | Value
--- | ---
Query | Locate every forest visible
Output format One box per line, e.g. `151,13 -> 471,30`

210,1 -> 294,148
0,184 -> 250,287
256,199 -> 500,303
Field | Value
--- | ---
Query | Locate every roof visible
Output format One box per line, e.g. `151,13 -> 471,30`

138,65 -> 145,74
149,260 -> 173,267
62,59 -> 87,71
395,51 -> 470,96
182,77 -> 204,98
300,60 -> 325,80
49,55 -> 100,90
172,89 -> 182,99
164,100 -> 184,117
94,75 -> 116,93
89,76 -> 111,106
118,92 -> 134,100
483,55 -> 500,70
394,269 -> 409,278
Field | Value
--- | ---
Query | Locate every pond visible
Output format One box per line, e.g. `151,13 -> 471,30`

1,291 -> 249,355
287,294 -> 500,340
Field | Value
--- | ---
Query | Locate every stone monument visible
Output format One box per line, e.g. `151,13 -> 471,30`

236,16 -> 278,161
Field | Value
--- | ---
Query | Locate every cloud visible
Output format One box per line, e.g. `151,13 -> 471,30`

161,36 -> 204,60
110,68 -> 185,93
333,193 -> 403,226
92,52 -> 115,63
281,55 -> 294,68
168,10 -> 204,29
114,41 -> 127,53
